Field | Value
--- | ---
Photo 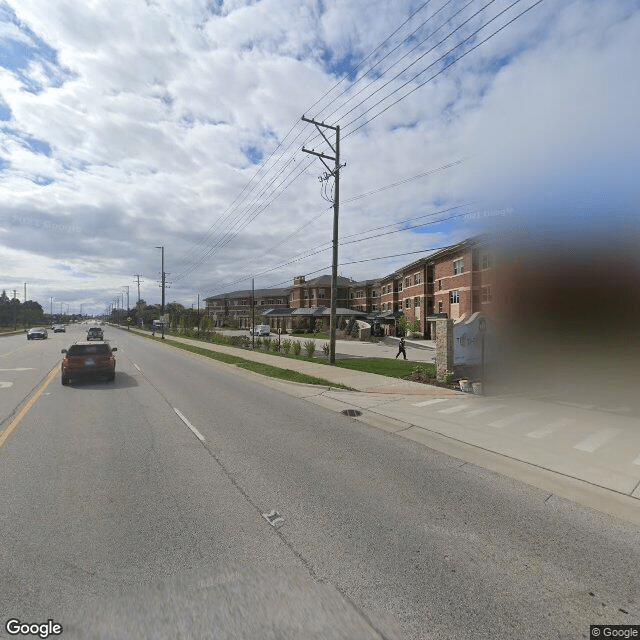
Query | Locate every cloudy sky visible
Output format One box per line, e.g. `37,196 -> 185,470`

0,0 -> 638,315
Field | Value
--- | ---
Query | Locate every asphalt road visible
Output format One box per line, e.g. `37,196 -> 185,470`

1,325 -> 639,639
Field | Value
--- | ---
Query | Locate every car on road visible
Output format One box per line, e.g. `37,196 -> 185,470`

53,324 -> 66,333
27,327 -> 48,340
61,341 -> 117,385
87,326 -> 104,341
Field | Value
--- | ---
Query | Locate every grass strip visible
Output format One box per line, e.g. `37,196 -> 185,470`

155,336 -> 350,388
236,361 -> 346,387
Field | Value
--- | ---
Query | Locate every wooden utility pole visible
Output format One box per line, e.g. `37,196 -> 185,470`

301,116 -> 344,365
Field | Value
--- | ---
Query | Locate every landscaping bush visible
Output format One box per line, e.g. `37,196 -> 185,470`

282,339 -> 292,354
255,337 -> 262,350
322,342 -> 330,357
292,341 -> 301,356
303,340 -> 316,358
263,337 -> 272,351
271,340 -> 280,353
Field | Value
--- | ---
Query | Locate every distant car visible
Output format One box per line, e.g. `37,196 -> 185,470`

61,341 -> 117,385
250,325 -> 270,336
87,327 -> 104,341
27,327 -> 48,340
53,324 -> 66,333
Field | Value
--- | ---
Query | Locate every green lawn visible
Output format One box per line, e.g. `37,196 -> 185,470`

143,331 -> 433,384
152,336 -> 350,388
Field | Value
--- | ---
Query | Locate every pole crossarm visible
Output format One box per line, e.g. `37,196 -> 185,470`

301,147 -> 336,163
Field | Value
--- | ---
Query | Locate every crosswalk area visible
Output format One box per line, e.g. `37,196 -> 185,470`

395,394 -> 640,495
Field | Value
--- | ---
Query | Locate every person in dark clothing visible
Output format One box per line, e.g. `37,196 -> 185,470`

396,336 -> 407,360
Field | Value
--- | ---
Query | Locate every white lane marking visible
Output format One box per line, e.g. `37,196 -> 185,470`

133,363 -> 142,372
573,428 -> 622,453
465,404 -> 508,416
0,381 -> 13,389
413,399 -> 449,407
488,412 -> 537,429
0,368 -> 35,371
438,404 -> 472,414
526,417 -> 576,439
262,510 -> 285,527
173,408 -> 206,442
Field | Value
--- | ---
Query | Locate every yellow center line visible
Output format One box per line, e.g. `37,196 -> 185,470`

0,365 -> 59,448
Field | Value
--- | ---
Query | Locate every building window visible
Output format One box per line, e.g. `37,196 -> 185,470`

438,279 -> 442,290
482,286 -> 493,303
312,289 -> 316,298
397,281 -> 403,292
414,272 -> 422,285
414,297 -> 421,307
450,290 -> 459,304
372,289 -> 378,298
481,254 -> 493,269
318,289 -> 325,299
453,258 -> 464,275
438,301 -> 443,313
405,298 -> 411,309
356,290 -> 364,298
304,291 -> 309,299
405,277 -> 411,288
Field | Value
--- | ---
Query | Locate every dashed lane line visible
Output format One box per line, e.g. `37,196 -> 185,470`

173,407 -> 206,443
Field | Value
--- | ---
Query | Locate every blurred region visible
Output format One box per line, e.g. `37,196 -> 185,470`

485,211 -> 640,411
62,565 -> 402,640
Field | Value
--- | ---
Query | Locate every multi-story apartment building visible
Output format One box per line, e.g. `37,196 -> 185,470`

204,236 -> 495,336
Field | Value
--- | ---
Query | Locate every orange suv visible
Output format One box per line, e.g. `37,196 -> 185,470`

61,341 -> 117,385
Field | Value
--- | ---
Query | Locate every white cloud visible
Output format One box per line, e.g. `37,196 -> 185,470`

0,0 -> 638,312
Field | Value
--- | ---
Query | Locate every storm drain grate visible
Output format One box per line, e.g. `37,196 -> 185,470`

262,510 -> 285,528
341,409 -> 362,417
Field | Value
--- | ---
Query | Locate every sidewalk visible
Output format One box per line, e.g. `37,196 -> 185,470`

125,328 -> 640,524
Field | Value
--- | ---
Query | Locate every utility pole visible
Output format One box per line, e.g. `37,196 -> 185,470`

24,283 -> 27,302
251,278 -> 255,349
156,246 -> 165,339
133,274 -> 143,304
301,116 -> 344,365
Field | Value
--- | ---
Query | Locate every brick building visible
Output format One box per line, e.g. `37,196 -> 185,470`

204,235 -> 496,336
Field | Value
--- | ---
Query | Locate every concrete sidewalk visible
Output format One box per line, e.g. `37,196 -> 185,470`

123,327 -> 640,524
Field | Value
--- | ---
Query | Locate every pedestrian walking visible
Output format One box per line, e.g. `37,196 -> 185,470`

396,336 -> 407,360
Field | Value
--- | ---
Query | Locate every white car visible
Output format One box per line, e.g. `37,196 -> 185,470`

250,325 -> 271,336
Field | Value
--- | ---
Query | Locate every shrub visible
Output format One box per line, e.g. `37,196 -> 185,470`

292,341 -> 301,356
271,340 -> 280,352
263,337 -> 272,351
303,340 -> 316,358
322,342 -> 330,357
412,363 -> 434,379
282,339 -> 292,354
255,337 -> 262,350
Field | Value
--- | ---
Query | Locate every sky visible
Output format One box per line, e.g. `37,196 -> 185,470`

0,0 -> 638,315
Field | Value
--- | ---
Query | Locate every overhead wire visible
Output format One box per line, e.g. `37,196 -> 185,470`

176,0 -> 543,286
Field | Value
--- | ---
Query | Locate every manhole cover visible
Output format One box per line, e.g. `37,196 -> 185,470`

341,409 -> 362,417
